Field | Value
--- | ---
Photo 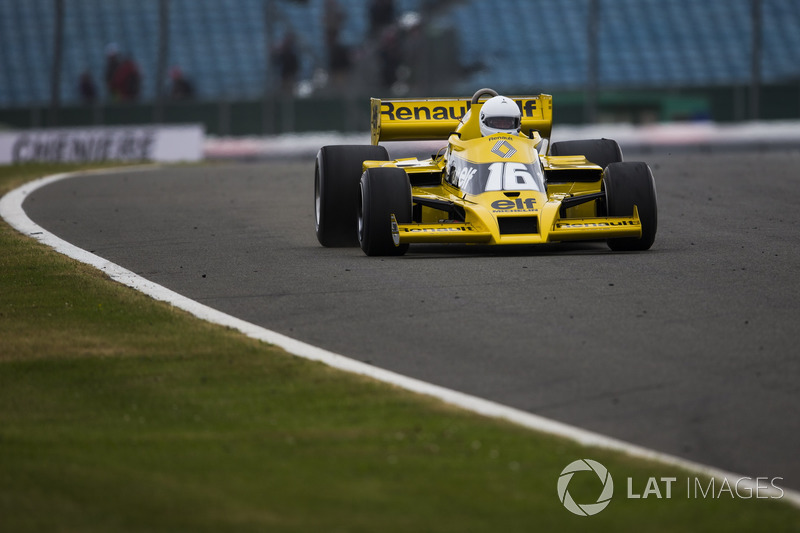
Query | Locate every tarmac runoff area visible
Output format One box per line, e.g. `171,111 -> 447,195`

4,122 -> 800,506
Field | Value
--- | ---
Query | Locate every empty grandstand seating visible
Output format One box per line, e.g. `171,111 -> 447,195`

452,0 -> 800,92
0,0 -> 798,108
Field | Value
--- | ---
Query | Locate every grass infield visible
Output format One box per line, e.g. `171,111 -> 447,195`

1,163 -> 797,532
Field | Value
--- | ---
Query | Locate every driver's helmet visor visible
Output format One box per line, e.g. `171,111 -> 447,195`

484,116 -> 520,130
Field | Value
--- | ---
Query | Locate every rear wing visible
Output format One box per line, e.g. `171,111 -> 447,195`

370,94 -> 553,145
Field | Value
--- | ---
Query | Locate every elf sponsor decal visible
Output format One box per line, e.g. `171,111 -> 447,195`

491,197 -> 537,213
454,165 -> 477,190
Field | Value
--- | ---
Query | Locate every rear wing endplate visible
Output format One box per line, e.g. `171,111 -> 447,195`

370,94 -> 553,145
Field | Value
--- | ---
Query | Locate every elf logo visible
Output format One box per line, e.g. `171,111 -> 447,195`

491,198 -> 537,211
515,99 -> 538,117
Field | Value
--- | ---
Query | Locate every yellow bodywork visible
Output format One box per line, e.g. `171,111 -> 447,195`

365,95 -> 642,246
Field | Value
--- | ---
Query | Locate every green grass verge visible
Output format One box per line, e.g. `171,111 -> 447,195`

1,163 -> 797,532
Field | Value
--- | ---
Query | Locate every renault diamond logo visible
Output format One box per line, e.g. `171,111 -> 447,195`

491,140 -> 517,159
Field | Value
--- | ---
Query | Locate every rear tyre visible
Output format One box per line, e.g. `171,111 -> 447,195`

315,144 -> 389,247
550,138 -> 623,169
603,162 -> 658,251
358,167 -> 412,256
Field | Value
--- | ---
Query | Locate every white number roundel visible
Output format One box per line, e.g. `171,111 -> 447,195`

484,162 -> 541,192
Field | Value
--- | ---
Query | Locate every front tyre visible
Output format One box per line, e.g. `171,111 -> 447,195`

603,162 -> 658,251
315,145 -> 389,247
358,168 -> 412,256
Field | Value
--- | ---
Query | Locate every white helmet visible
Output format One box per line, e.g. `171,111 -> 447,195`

479,95 -> 521,136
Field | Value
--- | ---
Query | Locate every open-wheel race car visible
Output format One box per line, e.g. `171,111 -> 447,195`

314,88 -> 657,256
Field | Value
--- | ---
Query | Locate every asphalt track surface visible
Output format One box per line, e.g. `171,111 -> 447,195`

24,150 -> 800,490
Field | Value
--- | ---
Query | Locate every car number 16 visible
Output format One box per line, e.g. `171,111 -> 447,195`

484,162 -> 542,192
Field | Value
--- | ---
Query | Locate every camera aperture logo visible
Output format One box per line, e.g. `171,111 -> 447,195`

558,459 -> 786,516
557,459 -> 614,516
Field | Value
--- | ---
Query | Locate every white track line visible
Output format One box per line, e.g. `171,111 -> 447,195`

2,167 -> 798,509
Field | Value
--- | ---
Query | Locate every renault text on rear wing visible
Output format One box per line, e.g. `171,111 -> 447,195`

370,95 -> 553,144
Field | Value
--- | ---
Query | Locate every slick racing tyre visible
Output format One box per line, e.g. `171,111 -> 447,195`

603,162 -> 658,251
550,138 -> 623,170
358,167 -> 412,256
315,145 -> 389,247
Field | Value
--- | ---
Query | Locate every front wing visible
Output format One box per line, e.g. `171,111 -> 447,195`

391,207 -> 642,246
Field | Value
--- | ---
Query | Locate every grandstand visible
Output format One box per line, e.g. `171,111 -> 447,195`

0,0 -> 423,106
452,0 -> 800,92
0,0 -> 799,115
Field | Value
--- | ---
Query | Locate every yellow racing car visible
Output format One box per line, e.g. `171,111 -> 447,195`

314,88 -> 657,256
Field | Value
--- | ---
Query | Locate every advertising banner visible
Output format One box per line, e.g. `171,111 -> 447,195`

0,124 -> 204,164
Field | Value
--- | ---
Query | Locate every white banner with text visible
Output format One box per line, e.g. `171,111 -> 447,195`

0,124 -> 204,164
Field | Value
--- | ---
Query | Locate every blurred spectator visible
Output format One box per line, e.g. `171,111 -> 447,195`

169,66 -> 195,100
104,42 -> 121,99
78,70 -> 97,104
378,26 -> 402,89
323,0 -> 344,47
322,0 -> 351,90
395,12 -> 423,95
110,54 -> 142,101
369,0 -> 395,37
328,41 -> 352,90
272,32 -> 299,94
